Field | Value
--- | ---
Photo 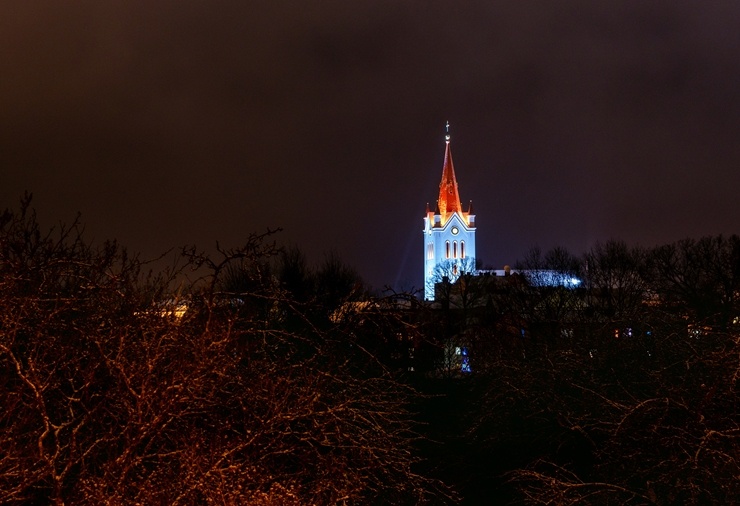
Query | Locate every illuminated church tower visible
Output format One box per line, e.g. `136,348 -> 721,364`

423,123 -> 476,300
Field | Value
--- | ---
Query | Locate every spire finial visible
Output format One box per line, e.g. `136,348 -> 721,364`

445,121 -> 450,142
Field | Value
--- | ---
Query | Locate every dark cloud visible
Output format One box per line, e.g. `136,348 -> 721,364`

2,1 -> 740,290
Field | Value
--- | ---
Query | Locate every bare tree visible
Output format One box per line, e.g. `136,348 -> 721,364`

0,197 -> 453,505
455,240 -> 740,505
583,240 -> 649,321
646,235 -> 740,329
505,321 -> 740,505
511,246 -> 584,345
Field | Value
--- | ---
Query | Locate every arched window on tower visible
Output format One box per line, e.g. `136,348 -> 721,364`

453,241 -> 458,258
427,243 -> 434,260
445,241 -> 450,259
461,241 -> 465,259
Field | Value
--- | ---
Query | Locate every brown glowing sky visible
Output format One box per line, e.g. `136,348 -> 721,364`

3,1 -> 740,291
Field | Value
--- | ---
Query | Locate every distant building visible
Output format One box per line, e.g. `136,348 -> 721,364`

422,124 -> 580,301
423,123 -> 476,300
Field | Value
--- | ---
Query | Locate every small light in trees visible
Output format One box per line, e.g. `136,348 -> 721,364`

461,347 -> 471,373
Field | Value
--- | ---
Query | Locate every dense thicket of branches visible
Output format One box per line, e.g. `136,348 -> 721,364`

3,196 -> 739,505
429,239 -> 740,505
0,197 -> 448,505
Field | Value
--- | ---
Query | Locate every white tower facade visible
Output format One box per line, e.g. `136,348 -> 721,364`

423,126 -> 476,300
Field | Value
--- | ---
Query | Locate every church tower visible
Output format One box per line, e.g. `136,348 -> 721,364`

423,123 -> 476,300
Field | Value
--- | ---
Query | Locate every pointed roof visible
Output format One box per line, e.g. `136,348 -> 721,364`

437,124 -> 462,218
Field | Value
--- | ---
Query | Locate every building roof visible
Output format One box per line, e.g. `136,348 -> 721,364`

437,130 -> 462,222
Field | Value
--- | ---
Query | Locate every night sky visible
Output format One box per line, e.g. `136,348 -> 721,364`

3,1 -> 740,292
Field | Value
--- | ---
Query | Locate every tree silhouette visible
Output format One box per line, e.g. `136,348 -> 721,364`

0,197 -> 452,504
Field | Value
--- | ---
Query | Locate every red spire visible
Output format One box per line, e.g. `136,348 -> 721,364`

437,123 -> 462,219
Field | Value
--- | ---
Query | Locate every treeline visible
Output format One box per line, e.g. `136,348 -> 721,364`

1,195 -> 739,505
0,196 -> 449,505
422,239 -> 740,504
